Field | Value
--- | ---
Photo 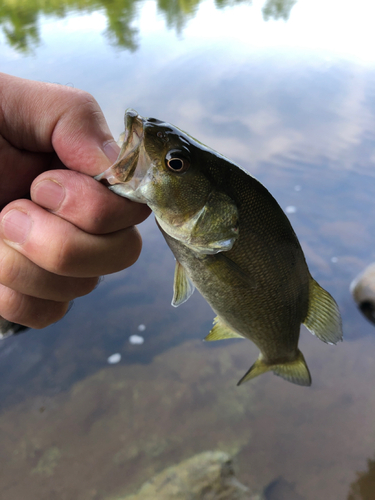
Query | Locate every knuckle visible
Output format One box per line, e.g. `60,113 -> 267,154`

107,227 -> 143,274
47,277 -> 99,301
46,227 -> 143,278
73,89 -> 98,108
74,277 -> 99,298
0,247 -> 21,289
65,90 -> 102,126
0,286 -> 18,321
49,234 -> 78,276
61,87 -> 99,114
0,287 -> 29,326
123,227 -> 143,268
32,301 -> 69,329
82,203 -> 109,234
0,285 -> 69,329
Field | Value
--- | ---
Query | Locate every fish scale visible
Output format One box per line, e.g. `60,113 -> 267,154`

96,109 -> 343,387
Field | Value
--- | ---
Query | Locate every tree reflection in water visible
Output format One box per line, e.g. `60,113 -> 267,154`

0,0 -> 298,53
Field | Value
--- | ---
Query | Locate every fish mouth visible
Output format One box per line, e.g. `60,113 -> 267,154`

95,109 -> 147,201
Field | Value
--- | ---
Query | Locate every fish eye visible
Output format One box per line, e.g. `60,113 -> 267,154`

168,158 -> 185,171
165,150 -> 190,173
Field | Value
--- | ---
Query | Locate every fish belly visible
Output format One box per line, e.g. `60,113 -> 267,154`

162,230 -> 308,363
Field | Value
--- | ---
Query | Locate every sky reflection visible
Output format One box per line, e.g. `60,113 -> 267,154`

1,0 -> 375,499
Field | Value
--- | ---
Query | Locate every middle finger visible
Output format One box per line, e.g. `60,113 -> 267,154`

0,238 -> 99,301
0,200 -> 143,278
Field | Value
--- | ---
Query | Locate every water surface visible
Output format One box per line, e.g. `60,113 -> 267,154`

1,1 -> 375,498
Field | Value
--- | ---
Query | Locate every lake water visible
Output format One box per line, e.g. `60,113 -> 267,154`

1,0 -> 375,498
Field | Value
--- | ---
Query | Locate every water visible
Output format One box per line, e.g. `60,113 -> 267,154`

1,0 -> 375,498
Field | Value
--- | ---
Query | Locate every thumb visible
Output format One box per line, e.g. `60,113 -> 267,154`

0,72 -> 120,175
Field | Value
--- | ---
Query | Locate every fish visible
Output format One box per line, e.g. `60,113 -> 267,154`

96,109 -> 343,387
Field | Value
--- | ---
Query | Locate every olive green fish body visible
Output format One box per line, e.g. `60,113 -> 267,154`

160,166 -> 310,359
96,110 -> 343,387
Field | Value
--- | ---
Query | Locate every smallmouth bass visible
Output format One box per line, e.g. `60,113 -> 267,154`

96,109 -> 343,387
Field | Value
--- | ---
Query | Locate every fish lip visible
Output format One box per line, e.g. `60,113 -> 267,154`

95,109 -> 144,186
123,109 -> 144,153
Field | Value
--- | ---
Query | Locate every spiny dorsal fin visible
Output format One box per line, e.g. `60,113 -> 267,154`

205,316 -> 244,341
237,350 -> 311,387
171,260 -> 195,307
303,277 -> 343,345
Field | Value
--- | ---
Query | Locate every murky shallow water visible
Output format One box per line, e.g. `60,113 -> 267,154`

1,0 -> 375,498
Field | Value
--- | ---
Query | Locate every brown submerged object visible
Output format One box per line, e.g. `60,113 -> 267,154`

350,263 -> 375,325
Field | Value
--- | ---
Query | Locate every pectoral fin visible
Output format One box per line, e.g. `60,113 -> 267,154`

237,350 -> 312,387
205,316 -> 244,341
303,277 -> 343,345
189,190 -> 239,254
156,189 -> 239,255
171,260 -> 195,307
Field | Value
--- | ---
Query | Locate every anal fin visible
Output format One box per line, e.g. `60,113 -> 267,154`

172,260 -> 195,307
237,350 -> 311,387
205,316 -> 244,341
303,277 -> 343,345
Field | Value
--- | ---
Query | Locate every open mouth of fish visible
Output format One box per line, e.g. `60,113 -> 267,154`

95,109 -> 149,203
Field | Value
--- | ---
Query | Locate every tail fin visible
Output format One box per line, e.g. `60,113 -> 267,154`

304,277 -> 343,345
237,350 -> 311,387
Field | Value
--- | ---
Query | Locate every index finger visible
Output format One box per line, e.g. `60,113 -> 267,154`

30,169 -> 151,234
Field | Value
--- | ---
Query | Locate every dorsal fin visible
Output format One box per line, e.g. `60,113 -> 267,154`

204,316 -> 244,341
303,277 -> 343,345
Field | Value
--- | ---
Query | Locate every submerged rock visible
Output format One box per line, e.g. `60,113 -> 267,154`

350,263 -> 375,325
122,451 -> 255,500
264,476 -> 304,500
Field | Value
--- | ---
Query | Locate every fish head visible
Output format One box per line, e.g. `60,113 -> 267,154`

96,109 -> 239,253
97,109 -> 212,216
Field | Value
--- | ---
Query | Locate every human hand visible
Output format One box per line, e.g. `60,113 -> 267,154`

0,72 -> 151,329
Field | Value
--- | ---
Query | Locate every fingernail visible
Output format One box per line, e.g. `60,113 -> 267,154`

103,141 -> 120,163
32,180 -> 65,211
1,210 -> 32,244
